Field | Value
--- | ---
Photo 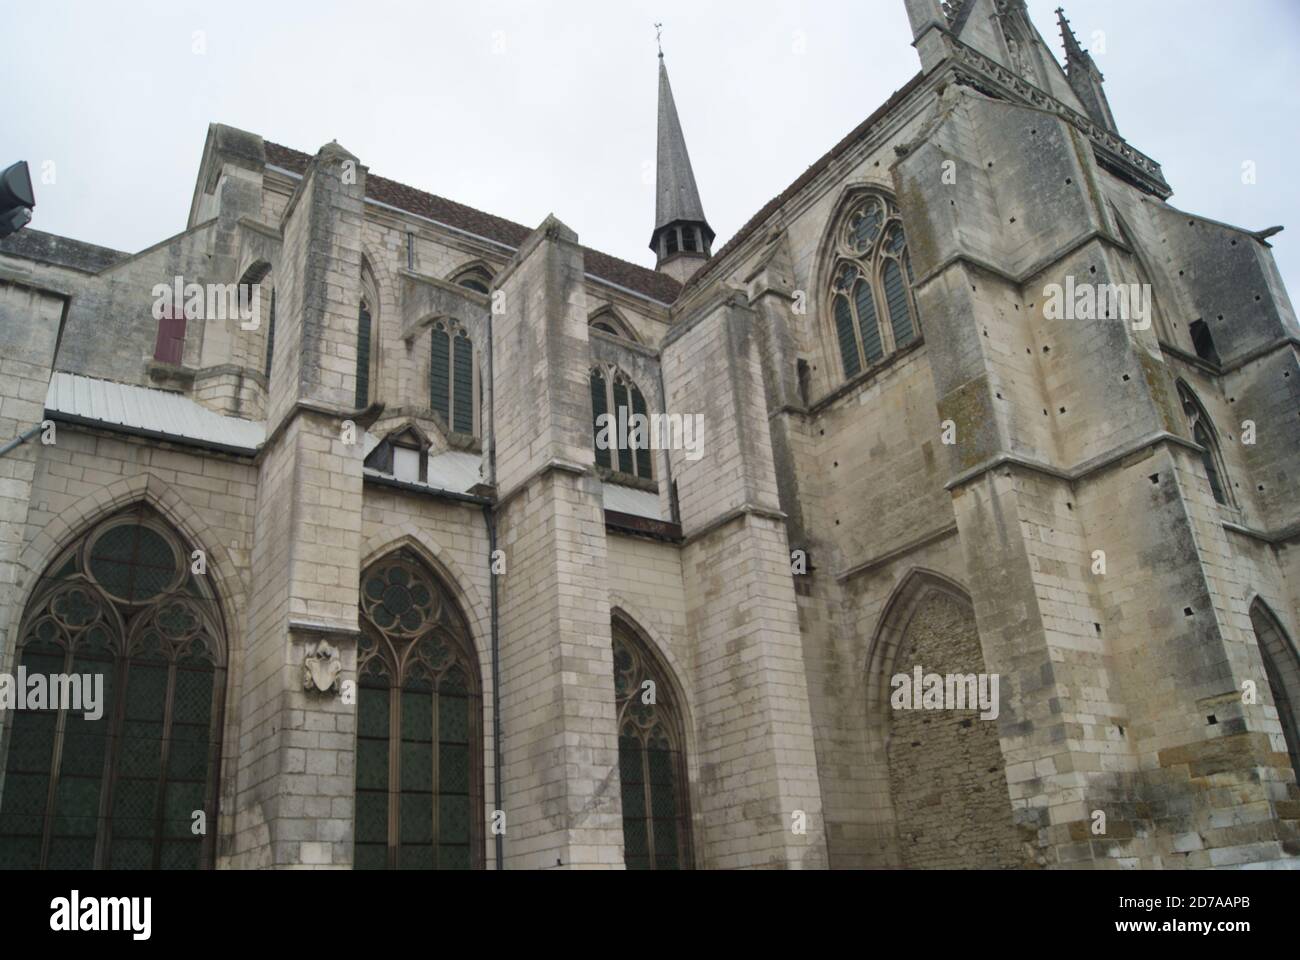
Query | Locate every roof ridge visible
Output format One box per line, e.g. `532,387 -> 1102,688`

263,141 -> 681,305
679,70 -> 926,297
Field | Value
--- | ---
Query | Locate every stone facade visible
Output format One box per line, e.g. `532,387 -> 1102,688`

0,0 -> 1297,869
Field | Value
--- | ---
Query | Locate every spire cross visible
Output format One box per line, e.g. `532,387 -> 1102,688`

655,22 -> 663,58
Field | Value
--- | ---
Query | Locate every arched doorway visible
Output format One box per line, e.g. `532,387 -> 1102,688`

0,504 -> 227,869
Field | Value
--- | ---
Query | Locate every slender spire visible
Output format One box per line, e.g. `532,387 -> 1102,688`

1055,7 -> 1096,76
1055,7 -> 1118,133
650,38 -> 713,280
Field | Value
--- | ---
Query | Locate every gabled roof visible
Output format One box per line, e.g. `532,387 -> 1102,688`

679,71 -> 926,296
263,142 -> 682,306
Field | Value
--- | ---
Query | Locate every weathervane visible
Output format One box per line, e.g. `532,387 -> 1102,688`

655,22 -> 663,58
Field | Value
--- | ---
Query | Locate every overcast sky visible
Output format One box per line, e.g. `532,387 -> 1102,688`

4,1 -> 1298,298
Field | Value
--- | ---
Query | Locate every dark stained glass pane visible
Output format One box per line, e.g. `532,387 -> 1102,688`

631,387 -> 652,479
612,381 -> 633,475
356,302 -> 372,408
1194,423 -> 1227,504
453,334 -> 474,434
591,372 -> 611,469
883,260 -> 914,348
430,327 -> 450,422
834,295 -> 860,379
854,279 -> 883,364
89,525 -> 177,603
439,794 -> 469,845
439,690 -> 468,743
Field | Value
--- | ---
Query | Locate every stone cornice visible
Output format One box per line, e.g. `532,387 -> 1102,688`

945,39 -> 1170,199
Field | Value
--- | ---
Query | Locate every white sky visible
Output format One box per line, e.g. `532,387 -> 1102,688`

4,1 -> 1298,298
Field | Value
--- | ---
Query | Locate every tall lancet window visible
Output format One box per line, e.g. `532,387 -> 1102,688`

612,617 -> 692,870
430,321 -> 475,436
1178,382 -> 1231,506
356,299 -> 372,409
827,194 -> 919,380
590,366 -> 652,479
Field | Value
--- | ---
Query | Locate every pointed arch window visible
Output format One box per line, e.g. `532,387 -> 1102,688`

0,506 -> 227,869
355,550 -> 483,870
827,195 -> 919,380
590,366 -> 652,479
1178,382 -> 1231,506
612,618 -> 691,870
430,321 -> 475,435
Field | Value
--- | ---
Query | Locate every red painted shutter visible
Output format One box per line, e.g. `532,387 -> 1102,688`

153,311 -> 186,363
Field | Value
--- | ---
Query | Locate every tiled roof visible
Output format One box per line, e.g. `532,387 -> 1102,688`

45,372 -> 266,454
680,71 -> 926,297
263,142 -> 683,306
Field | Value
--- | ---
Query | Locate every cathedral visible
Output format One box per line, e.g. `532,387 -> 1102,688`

0,0 -> 1297,871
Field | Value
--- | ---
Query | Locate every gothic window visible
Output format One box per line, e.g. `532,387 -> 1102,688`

356,298 -> 372,408
827,194 -> 919,380
0,506 -> 226,870
430,321 -> 475,435
355,550 -> 482,870
1177,382 -> 1231,506
611,618 -> 691,870
590,366 -> 652,479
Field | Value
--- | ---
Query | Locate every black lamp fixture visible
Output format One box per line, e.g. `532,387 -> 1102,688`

0,161 -> 35,240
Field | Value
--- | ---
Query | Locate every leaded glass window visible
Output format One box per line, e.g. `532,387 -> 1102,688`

827,194 -> 920,380
355,551 -> 482,870
0,507 -> 226,870
356,299 -> 372,409
612,619 -> 691,870
590,366 -> 653,481
429,321 -> 475,437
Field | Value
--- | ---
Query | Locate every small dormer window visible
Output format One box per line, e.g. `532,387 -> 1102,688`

364,426 -> 430,484
393,446 -> 422,484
